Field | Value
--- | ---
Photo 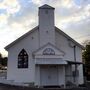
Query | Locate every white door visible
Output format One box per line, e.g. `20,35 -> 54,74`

40,65 -> 58,86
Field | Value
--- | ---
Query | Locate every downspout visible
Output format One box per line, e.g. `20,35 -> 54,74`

73,45 -> 77,83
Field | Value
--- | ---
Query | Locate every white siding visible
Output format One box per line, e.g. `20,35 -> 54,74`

39,8 -> 55,46
55,30 -> 84,84
7,29 -> 39,83
58,66 -> 65,86
35,65 -> 40,86
55,31 -> 75,61
76,46 -> 84,84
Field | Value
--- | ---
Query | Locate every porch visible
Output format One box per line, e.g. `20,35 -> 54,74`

35,58 -> 81,87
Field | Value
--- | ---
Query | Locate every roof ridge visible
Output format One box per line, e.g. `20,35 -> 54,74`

5,26 -> 39,50
55,26 -> 84,49
5,26 -> 84,50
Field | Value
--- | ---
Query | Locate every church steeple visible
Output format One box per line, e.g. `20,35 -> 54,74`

39,4 -> 55,47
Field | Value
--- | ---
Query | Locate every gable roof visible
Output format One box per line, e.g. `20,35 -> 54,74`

33,42 -> 65,56
5,26 -> 39,50
5,26 -> 84,50
55,27 -> 84,49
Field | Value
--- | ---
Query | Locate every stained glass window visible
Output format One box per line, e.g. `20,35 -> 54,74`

18,49 -> 28,68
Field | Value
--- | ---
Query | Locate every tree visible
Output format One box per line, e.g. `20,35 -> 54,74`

83,45 -> 90,64
0,53 -> 3,66
82,40 -> 90,47
82,41 -> 90,80
0,53 -> 7,69
2,57 -> 7,66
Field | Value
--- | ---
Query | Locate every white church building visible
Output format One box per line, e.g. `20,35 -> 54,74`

5,4 -> 84,87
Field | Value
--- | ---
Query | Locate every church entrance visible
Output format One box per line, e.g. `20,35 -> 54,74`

40,65 -> 58,86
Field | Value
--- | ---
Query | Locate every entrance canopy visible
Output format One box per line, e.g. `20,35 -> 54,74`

67,60 -> 83,65
35,58 -> 67,65
35,59 -> 83,65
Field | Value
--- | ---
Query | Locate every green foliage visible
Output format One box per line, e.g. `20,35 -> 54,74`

0,53 -> 7,68
1,57 -> 7,66
82,42 -> 90,80
83,44 -> 90,65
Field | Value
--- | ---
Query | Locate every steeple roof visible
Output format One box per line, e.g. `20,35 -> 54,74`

39,4 -> 55,9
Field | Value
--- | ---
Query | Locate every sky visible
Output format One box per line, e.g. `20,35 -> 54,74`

0,0 -> 90,56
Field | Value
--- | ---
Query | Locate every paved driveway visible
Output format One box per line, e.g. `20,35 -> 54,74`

0,83 -> 88,90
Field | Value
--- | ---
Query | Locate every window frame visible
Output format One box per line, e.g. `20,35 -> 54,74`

18,49 -> 28,69
43,48 -> 55,55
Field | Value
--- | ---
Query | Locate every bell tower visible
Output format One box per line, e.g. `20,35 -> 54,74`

39,4 -> 55,47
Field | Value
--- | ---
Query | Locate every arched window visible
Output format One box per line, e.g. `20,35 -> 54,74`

18,49 -> 28,68
43,48 -> 55,55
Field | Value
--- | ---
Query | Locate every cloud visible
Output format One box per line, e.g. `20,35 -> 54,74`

0,13 -> 8,28
0,0 -> 21,14
31,0 -> 42,5
30,0 -> 90,28
31,0 -> 75,8
55,1 -> 90,29
0,0 -> 90,56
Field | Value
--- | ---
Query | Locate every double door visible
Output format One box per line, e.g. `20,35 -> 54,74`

40,65 -> 58,86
